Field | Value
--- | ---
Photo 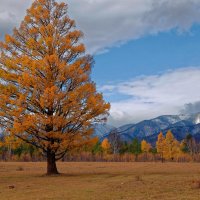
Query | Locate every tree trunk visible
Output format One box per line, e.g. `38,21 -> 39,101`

161,152 -> 164,163
47,150 -> 59,175
135,154 -> 138,162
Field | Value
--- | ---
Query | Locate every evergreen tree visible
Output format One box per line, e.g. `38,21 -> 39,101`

130,138 -> 141,161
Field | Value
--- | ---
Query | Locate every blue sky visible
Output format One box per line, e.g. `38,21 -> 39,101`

93,25 -> 200,87
92,25 -> 200,125
1,0 -> 200,126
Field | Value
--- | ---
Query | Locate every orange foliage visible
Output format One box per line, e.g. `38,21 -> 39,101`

0,0 -> 110,173
164,130 -> 180,160
101,138 -> 111,154
156,131 -> 181,161
156,132 -> 166,161
141,140 -> 151,153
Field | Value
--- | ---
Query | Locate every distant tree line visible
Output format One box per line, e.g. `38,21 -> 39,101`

1,129 -> 200,162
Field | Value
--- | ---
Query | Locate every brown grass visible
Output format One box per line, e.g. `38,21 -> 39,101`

0,162 -> 200,200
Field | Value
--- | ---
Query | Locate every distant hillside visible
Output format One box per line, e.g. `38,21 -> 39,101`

145,123 -> 200,145
92,123 -> 116,137
94,113 -> 200,144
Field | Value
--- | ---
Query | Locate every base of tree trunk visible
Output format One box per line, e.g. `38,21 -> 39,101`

47,151 -> 59,175
47,166 -> 59,175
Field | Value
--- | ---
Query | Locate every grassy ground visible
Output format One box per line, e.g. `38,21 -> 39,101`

0,162 -> 200,200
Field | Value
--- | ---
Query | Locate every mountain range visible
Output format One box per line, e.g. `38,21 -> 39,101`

93,113 -> 200,144
1,113 -> 200,145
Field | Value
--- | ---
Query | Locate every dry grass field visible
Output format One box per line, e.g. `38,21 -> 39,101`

0,162 -> 200,200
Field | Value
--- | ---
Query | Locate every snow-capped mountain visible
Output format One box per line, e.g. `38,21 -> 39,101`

93,113 -> 200,143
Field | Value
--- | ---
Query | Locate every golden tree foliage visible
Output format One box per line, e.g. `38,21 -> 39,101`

0,133 -> 23,160
163,130 -> 180,160
156,131 -> 181,161
156,131 -> 165,161
3,135 -> 22,150
141,140 -> 151,153
101,138 -> 111,154
0,0 -> 110,174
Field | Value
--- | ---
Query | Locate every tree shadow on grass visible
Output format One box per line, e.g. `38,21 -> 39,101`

37,172 -> 120,178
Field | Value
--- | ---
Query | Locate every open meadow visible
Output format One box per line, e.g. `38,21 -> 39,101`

0,162 -> 200,200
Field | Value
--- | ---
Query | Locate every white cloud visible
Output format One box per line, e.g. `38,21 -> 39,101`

68,0 -> 200,53
1,1 -> 200,125
1,0 -> 200,53
100,67 -> 200,126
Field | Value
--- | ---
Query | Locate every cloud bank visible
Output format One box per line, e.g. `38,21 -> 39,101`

181,101 -> 200,115
100,67 -> 200,126
1,1 -> 200,125
1,0 -> 200,53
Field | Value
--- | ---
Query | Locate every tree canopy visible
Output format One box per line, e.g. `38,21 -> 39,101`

0,0 -> 110,174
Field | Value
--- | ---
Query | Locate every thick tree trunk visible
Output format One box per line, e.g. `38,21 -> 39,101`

47,150 -> 59,175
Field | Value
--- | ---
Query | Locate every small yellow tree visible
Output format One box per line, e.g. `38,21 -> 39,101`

156,132 -> 165,162
172,139 -> 181,160
101,138 -> 111,154
0,134 -> 22,160
141,140 -> 151,153
141,139 -> 152,161
164,130 -> 180,161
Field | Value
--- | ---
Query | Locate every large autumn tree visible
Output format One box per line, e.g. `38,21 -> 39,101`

0,0 -> 110,174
